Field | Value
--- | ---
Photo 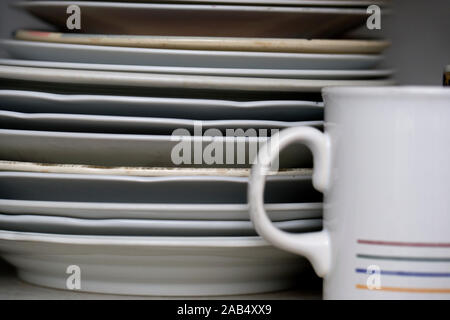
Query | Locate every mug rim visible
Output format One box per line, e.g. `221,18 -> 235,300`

322,85 -> 450,97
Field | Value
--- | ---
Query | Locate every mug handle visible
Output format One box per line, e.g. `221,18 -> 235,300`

249,126 -> 331,277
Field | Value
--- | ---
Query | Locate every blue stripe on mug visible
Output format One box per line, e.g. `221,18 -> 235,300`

356,268 -> 450,277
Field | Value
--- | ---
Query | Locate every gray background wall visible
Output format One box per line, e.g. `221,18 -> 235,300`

380,0 -> 450,85
0,0 -> 449,85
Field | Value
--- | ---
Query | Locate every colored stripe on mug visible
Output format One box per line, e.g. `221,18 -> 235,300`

355,268 -> 450,277
357,240 -> 450,248
356,254 -> 450,262
355,284 -> 450,294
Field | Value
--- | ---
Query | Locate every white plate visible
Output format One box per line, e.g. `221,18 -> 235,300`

15,30 -> 391,54
0,172 -> 322,204
0,40 -> 384,70
0,58 -> 394,80
45,0 -> 388,7
0,214 -> 322,236
0,164 -> 320,221
0,199 -> 321,221
14,1 -> 370,37
0,129 -> 315,167
0,160 -> 313,177
0,230 -> 309,295
0,90 -> 324,121
0,65 -> 395,97
0,110 -> 322,135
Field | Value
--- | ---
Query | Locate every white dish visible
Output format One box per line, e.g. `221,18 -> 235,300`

45,0 -> 388,7
14,1 -> 370,37
0,65 -> 395,97
0,58 -> 394,80
0,230 -> 309,295
0,172 -> 322,204
0,90 -> 324,121
0,129 -> 314,167
0,168 -> 322,221
0,160 -> 313,177
0,199 -> 321,221
0,40 -> 384,70
0,214 -> 322,236
15,30 -> 391,54
0,110 -> 323,135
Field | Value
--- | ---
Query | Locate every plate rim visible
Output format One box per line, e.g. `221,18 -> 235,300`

14,0 -> 369,14
0,229 -> 273,247
0,89 -> 324,108
0,198 -> 322,211
0,65 -> 395,93
0,58 -> 395,79
0,212 -> 322,231
0,39 -> 384,60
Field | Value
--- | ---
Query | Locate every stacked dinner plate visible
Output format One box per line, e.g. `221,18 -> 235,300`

0,0 -> 393,296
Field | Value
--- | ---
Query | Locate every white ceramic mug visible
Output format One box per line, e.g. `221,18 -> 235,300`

249,86 -> 450,299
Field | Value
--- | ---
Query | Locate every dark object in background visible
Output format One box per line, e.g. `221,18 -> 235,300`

444,66 -> 450,86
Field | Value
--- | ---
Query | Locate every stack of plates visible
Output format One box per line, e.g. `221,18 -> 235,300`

0,0 -> 393,296
0,1 -> 394,99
